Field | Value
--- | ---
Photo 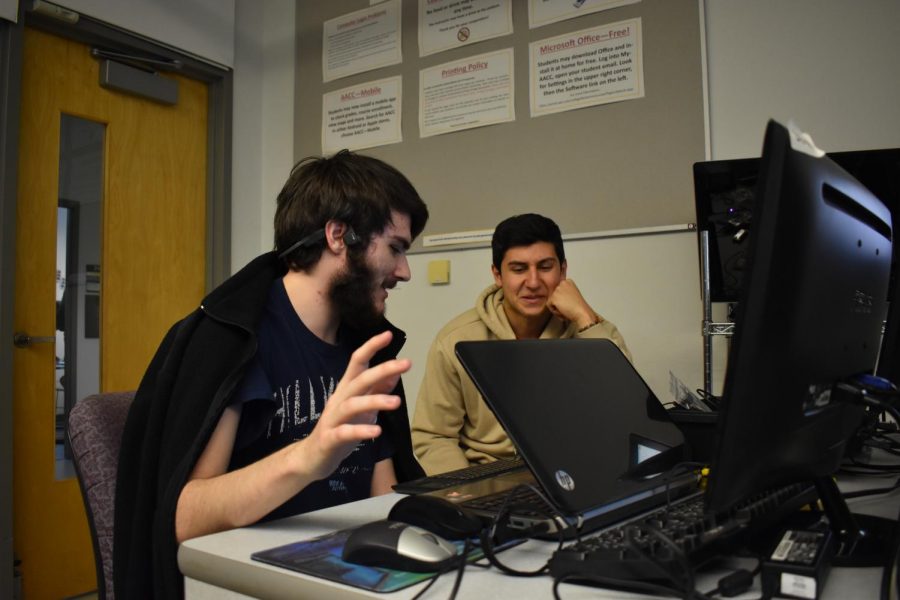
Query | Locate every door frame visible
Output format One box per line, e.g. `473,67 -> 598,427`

0,5 -> 233,597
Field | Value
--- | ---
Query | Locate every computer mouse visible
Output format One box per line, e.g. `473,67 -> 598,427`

341,520 -> 459,573
388,494 -> 485,540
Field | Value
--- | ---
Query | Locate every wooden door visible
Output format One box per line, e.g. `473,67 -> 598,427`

13,27 -> 208,598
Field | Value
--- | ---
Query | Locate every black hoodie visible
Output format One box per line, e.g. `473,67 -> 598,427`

113,252 -> 423,598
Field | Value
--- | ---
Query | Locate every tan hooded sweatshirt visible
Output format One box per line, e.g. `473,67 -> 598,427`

411,284 -> 631,475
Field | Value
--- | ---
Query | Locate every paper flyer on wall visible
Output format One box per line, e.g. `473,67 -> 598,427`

528,0 -> 640,29
529,17 -> 643,117
420,48 -> 515,138
323,0 -> 402,82
322,76 -> 402,153
418,0 -> 513,57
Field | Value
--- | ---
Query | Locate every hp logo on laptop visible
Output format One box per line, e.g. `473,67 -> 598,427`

554,469 -> 575,492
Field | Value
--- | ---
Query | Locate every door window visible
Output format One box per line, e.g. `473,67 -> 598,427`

55,114 -> 104,480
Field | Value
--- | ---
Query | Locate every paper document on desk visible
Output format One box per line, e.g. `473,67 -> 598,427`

669,371 -> 712,411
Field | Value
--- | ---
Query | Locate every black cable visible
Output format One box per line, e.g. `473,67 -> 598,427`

864,439 -> 900,453
445,539 -> 471,600
548,463 -> 709,599
870,435 -> 900,451
477,483 -> 565,577
661,462 -> 707,510
695,388 -> 722,409
875,424 -> 900,437
839,467 -> 900,476
845,456 -> 900,472
841,476 -> 900,500
856,393 -> 900,427
410,539 -> 474,600
844,381 -> 900,600
895,540 -> 900,600
868,444 -> 900,457
410,575 -> 439,600
875,436 -> 900,448
879,501 -> 900,600
520,482 -> 580,545
510,484 -> 571,532
842,445 -> 900,472
701,560 -> 762,597
625,522 -> 700,599
479,529 -> 550,577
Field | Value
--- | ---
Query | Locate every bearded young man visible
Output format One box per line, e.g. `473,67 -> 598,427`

411,213 -> 630,475
114,150 -> 429,598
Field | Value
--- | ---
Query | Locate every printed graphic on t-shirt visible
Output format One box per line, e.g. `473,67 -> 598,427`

268,376 -> 333,435
268,375 -> 372,495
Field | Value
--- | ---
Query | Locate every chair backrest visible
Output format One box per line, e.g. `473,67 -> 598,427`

67,391 -> 135,600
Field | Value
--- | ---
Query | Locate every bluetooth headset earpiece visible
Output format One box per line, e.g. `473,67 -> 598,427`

278,225 -> 360,259
343,228 -> 360,246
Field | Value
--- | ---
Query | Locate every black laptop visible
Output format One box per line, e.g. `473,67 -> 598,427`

424,338 -> 699,537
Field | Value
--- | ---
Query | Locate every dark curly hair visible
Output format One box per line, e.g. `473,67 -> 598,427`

274,150 -> 428,270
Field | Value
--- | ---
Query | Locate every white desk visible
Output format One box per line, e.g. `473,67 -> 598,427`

179,476 -> 899,600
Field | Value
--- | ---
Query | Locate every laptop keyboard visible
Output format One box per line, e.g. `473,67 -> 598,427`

549,481 -> 817,582
460,483 -> 546,513
392,458 -> 526,494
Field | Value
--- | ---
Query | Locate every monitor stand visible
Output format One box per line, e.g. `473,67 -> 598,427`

815,476 -> 898,567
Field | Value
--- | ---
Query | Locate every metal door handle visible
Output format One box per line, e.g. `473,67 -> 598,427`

13,332 -> 56,348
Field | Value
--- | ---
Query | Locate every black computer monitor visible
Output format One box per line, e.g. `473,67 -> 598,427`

705,121 -> 893,521
877,266 -> 900,386
694,147 -> 900,304
693,158 -> 758,303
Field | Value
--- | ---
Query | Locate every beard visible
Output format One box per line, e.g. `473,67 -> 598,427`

328,250 -> 384,332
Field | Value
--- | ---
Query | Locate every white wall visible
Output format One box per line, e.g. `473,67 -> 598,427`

0,0 -> 16,22
230,0 -> 296,269
705,0 -> 900,159
703,0 -> 900,392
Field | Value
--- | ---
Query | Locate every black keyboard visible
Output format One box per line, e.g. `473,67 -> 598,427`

460,483 -> 544,512
392,458 -> 526,494
549,482 -> 818,582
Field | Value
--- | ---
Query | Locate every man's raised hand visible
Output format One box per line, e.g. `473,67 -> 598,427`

302,331 -> 410,480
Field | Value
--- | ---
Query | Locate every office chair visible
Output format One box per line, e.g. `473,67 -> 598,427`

67,391 -> 135,600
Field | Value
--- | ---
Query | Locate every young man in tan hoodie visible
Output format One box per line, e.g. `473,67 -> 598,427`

411,213 -> 631,475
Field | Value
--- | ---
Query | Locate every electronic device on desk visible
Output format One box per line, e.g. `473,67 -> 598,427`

392,458 -> 527,495
448,337 -> 694,541
341,520 -> 459,573
706,120 -> 896,568
388,495 -> 485,541
876,226 -> 900,391
551,120 -> 897,597
693,142 -> 900,306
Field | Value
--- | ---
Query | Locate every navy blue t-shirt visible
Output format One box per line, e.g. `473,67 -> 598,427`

228,279 -> 393,521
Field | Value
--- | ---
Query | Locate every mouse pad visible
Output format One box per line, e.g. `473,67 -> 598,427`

250,525 -> 510,593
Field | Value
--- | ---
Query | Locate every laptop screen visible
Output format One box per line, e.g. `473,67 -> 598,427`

455,338 -> 686,515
